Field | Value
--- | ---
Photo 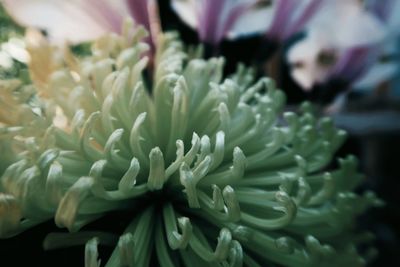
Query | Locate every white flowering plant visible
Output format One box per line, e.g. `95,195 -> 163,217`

0,20 -> 383,267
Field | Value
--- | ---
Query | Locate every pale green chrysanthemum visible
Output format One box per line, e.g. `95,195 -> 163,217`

0,21 -> 381,267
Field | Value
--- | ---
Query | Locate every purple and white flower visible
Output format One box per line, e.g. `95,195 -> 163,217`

1,0 -> 159,45
172,0 -> 322,46
265,0 -> 322,43
171,0 -> 257,45
287,0 -> 399,91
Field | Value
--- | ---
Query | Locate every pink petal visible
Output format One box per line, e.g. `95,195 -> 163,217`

127,0 -> 151,30
172,0 -> 261,42
2,0 -> 125,44
198,0 -> 226,44
267,0 -> 296,41
284,0 -> 322,39
332,47 -> 374,82
218,2 -> 254,43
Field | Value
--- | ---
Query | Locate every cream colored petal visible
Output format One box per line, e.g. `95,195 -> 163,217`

308,0 -> 387,48
1,38 -> 30,63
2,0 -> 114,44
0,51 -> 13,68
287,34 -> 333,90
290,68 -> 315,91
171,0 -> 198,29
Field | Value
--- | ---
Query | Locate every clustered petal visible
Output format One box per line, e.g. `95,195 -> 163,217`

0,22 -> 381,266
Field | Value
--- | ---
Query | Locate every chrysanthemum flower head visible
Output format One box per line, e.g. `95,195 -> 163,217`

0,21 -> 381,267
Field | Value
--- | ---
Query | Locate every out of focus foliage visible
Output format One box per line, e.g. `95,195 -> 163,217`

0,4 -> 23,42
0,4 -> 26,80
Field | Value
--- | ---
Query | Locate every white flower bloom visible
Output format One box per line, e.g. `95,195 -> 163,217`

287,0 -> 395,91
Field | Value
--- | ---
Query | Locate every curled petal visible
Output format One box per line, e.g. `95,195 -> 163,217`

0,193 -> 22,238
118,233 -> 135,267
189,227 -> 233,262
85,237 -> 101,267
163,203 -> 192,250
147,147 -> 166,191
240,191 -> 297,230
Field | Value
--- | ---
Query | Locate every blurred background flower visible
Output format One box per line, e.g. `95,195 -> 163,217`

2,0 -> 126,43
172,0 -> 323,58
3,0 -> 150,41
287,0 -> 400,108
171,0 -> 256,46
